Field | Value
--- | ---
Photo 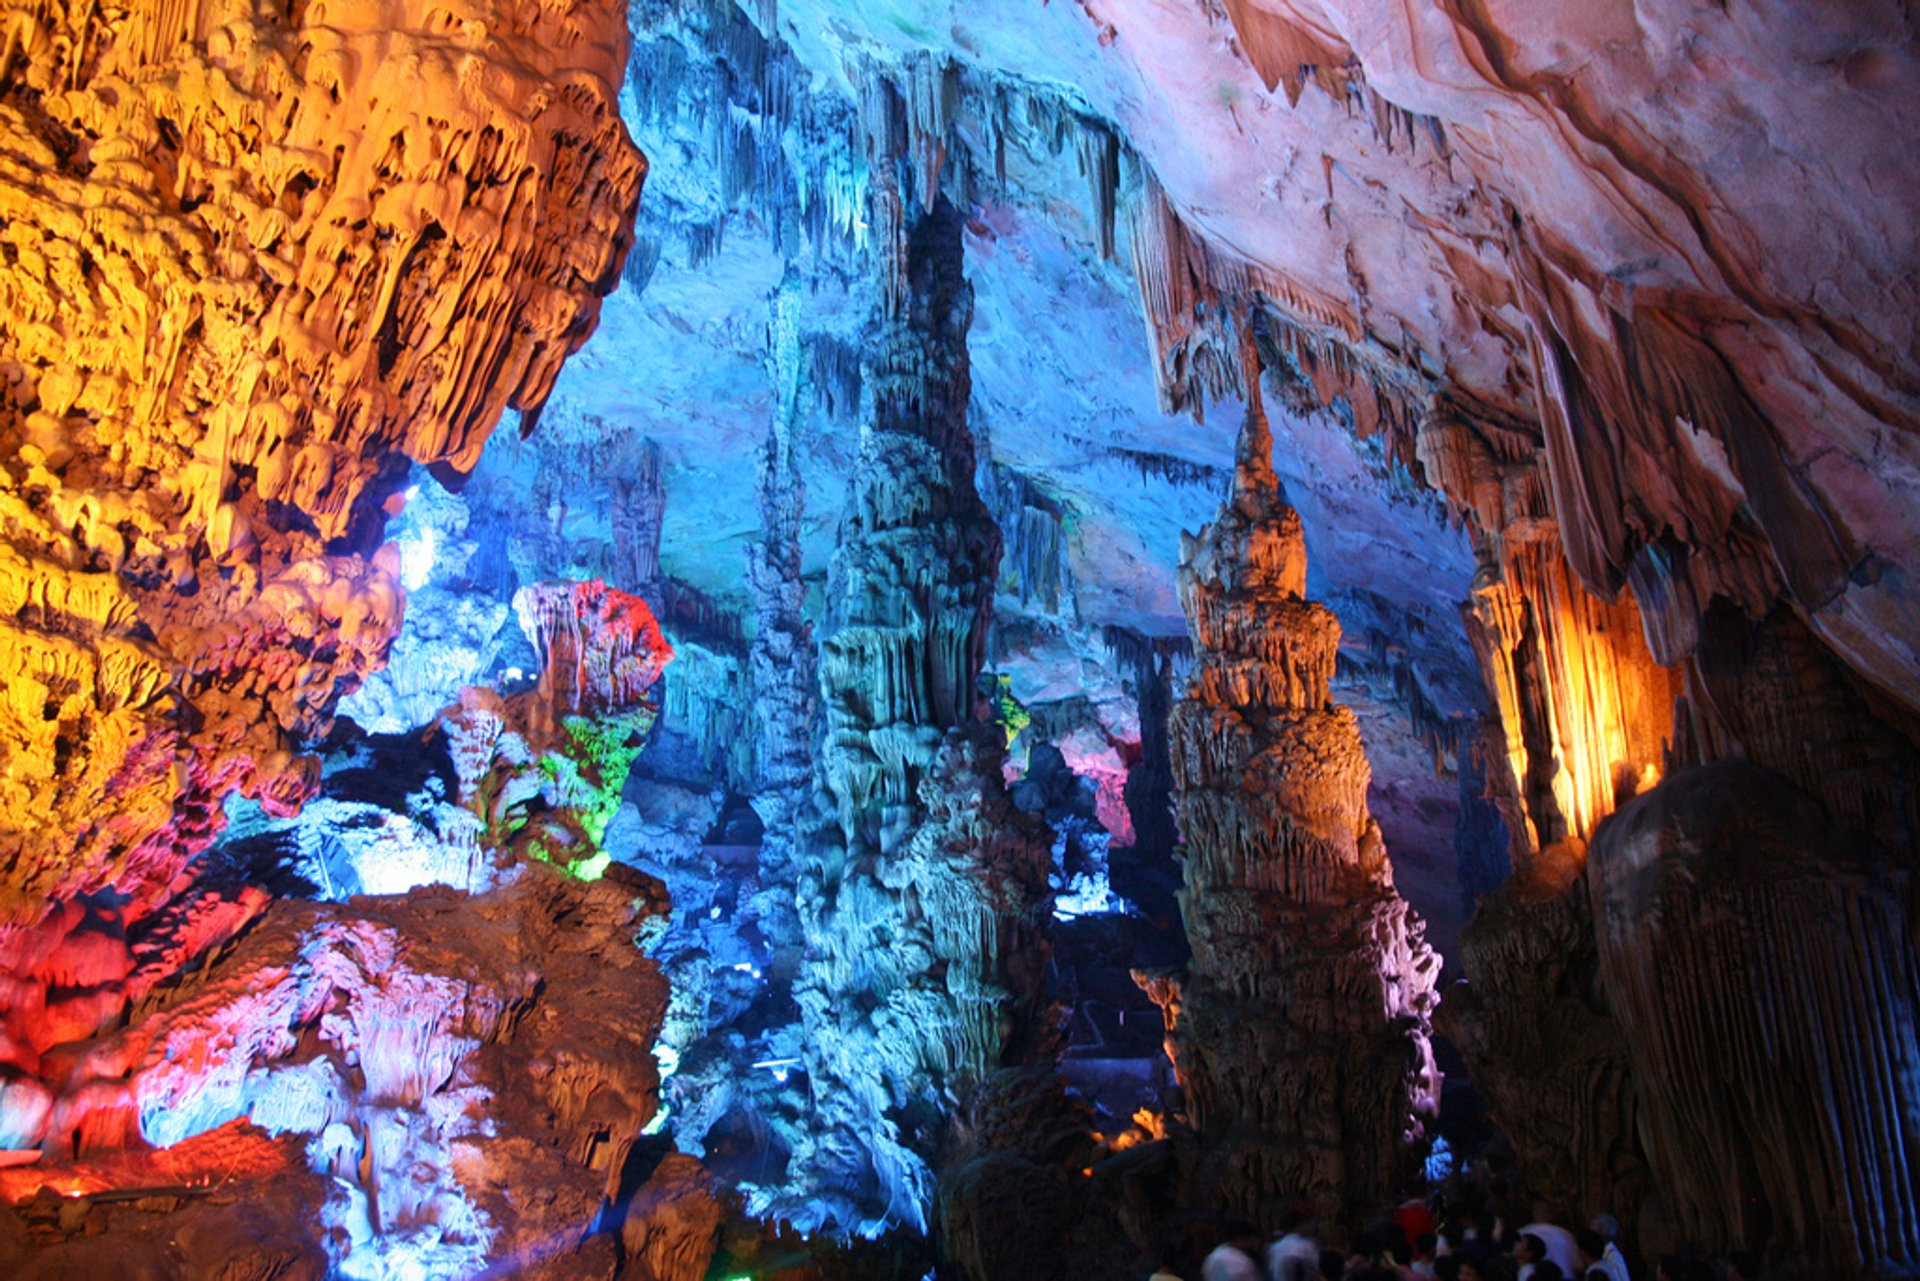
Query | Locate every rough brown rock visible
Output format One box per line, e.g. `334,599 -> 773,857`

1146,359 -> 1441,1219
1590,761 -> 1920,1277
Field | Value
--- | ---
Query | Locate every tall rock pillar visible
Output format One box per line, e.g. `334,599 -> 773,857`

782,94 -> 1050,1237
1149,351 -> 1440,1219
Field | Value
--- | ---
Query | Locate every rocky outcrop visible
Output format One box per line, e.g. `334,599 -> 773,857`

1590,762 -> 1920,1278
1147,366 -> 1440,1219
3,577 -> 692,1278
1438,839 -> 1646,1233
0,0 -> 643,927
0,863 -> 677,1281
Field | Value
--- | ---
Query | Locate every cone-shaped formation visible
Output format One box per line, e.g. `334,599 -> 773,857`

1149,384 -> 1440,1218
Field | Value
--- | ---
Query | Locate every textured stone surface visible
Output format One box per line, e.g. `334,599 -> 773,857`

788,155 -> 1052,1236
1147,365 -> 1440,1219
0,0 -> 642,922
1590,762 -> 1920,1277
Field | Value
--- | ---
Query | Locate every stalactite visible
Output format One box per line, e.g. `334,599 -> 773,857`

1101,626 -> 1187,862
1144,350 -> 1440,1219
986,466 -> 1076,619
610,438 -> 667,603
511,580 -> 675,717
1460,531 -> 1681,862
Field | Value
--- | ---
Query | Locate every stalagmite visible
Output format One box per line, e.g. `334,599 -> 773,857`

1144,339 -> 1440,1218
784,87 -> 1051,1236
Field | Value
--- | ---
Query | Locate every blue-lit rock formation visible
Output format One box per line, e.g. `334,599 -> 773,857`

785,112 -> 1054,1235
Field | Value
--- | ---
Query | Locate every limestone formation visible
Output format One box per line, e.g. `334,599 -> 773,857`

0,0 -> 643,925
1148,365 -> 1440,1218
788,116 -> 1051,1235
1590,762 -> 1920,1277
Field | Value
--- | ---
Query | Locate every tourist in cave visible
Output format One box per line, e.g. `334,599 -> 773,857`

1150,1248 -> 1187,1281
1202,1222 -> 1267,1281
1517,1212 -> 1583,1275
1411,1231 -> 1441,1277
1265,1205 -> 1321,1281
1585,1216 -> 1632,1281
1572,1230 -> 1608,1280
1513,1235 -> 1551,1281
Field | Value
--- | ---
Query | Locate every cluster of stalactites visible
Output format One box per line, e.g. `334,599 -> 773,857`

512,579 -> 675,716
0,0 -> 642,921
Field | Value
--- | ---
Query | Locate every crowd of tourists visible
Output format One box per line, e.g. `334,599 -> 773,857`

1155,1180 -> 1762,1281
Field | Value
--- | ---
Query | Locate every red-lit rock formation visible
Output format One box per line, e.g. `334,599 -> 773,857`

1146,368 -> 1440,1219
513,579 -> 677,714
0,863 -> 680,1280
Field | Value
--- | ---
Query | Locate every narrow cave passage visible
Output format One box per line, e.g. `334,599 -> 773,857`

1,2 -> 1917,1280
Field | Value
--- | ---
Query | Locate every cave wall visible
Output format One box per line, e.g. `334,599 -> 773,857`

2,0 -> 1917,1272
0,0 -> 643,924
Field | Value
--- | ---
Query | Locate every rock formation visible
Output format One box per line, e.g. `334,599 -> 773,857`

1147,349 -> 1441,1219
2,0 -> 1918,1273
787,100 -> 1051,1235
1590,762 -> 1920,1277
0,0 -> 643,926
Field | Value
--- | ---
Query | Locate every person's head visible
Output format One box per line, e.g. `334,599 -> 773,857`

1517,1234 -> 1548,1265
1727,1250 -> 1761,1281
1656,1254 -> 1695,1281
1457,1261 -> 1485,1281
1574,1229 -> 1605,1266
1588,1214 -> 1619,1242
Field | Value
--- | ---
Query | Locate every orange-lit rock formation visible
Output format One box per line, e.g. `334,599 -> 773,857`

0,0 -> 643,927
1146,358 -> 1440,1218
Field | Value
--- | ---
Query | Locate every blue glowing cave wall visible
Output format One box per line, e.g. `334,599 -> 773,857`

241,0 -> 1487,1257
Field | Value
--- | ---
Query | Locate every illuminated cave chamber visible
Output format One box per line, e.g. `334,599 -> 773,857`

1,0 -> 1917,1279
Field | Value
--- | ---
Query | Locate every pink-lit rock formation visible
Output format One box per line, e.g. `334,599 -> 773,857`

0,865 -> 679,1280
1145,356 -> 1440,1219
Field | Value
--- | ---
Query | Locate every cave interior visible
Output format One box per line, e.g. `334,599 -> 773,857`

0,0 -> 1917,1278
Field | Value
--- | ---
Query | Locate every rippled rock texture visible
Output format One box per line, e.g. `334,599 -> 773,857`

1146,367 -> 1440,1219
